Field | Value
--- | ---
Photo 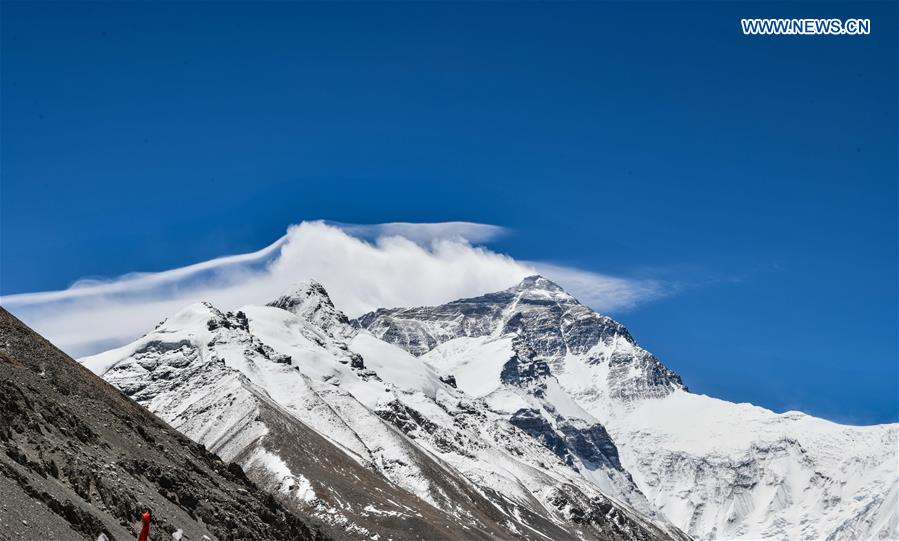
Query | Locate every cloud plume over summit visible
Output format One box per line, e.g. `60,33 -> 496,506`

3,221 -> 669,356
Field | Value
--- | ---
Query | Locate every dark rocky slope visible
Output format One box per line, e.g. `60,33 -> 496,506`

0,307 -> 326,541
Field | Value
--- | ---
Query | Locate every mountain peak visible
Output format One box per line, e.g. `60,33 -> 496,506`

269,279 -> 331,308
278,278 -> 327,297
514,274 -> 560,290
511,275 -> 576,302
268,279 -> 350,335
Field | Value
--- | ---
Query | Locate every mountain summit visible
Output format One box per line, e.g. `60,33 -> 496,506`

512,274 -> 575,297
356,274 -> 685,401
267,280 -> 352,337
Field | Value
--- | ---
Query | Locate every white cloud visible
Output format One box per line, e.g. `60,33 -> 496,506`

529,263 -> 669,312
2,221 -> 669,357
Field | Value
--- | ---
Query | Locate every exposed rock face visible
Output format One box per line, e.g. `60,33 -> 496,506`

559,420 -> 623,471
499,355 -> 551,386
509,409 -> 571,461
0,307 -> 325,541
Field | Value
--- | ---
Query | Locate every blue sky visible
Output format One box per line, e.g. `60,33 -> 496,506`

1,2 -> 896,424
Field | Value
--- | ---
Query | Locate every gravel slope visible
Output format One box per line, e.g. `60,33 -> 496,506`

0,307 -> 326,541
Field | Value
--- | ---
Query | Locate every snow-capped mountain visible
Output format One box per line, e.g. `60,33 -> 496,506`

357,276 -> 899,541
79,275 -> 897,540
81,280 -> 687,540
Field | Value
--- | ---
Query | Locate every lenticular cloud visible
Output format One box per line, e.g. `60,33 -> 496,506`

2,220 -> 666,356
